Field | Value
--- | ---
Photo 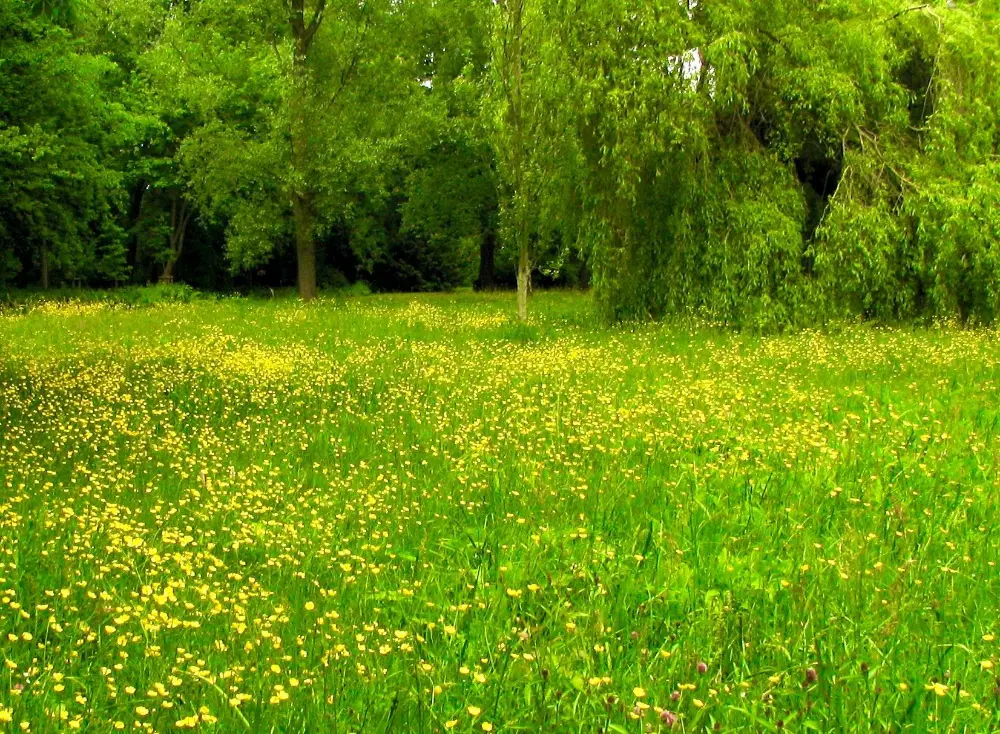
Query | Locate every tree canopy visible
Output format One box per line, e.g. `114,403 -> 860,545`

1,0 -> 998,324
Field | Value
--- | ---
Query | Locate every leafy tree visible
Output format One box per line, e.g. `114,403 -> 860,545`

0,1 -> 132,287
487,0 -> 578,319
149,0 -> 426,300
80,0 -> 201,285
815,2 -> 1000,322
554,0 -> 1000,327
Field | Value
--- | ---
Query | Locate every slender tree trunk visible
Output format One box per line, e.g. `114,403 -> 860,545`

40,248 -> 49,289
290,169 -> 318,300
517,233 -> 530,321
161,196 -> 191,284
501,0 -> 530,319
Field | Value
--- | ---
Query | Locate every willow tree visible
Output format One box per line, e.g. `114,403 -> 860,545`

562,0 -> 1000,327
815,1 -> 1000,322
558,0 -> 863,327
554,0 -> 706,322
149,0 -> 421,300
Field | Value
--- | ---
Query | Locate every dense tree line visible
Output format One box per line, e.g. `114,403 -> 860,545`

1,0 -> 997,324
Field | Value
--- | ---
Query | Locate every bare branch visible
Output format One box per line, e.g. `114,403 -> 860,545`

326,16 -> 371,110
304,0 -> 326,45
271,35 -> 286,65
886,4 -> 930,21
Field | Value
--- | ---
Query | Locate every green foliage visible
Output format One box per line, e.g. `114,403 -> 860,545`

396,141 -> 492,289
0,248 -> 21,284
485,0 -> 582,307
1,0 -> 999,324
0,2 -> 132,285
594,148 -> 809,330
328,0 -> 498,292
558,0 -> 1000,327
814,3 -> 1000,324
142,0 -> 428,284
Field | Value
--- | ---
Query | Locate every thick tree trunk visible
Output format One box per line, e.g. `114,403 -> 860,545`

293,194 -> 317,301
288,0 -> 324,302
40,248 -> 49,289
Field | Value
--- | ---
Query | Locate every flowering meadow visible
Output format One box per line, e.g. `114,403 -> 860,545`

2,292 -> 1000,732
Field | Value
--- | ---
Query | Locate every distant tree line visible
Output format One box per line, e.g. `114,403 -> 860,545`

0,0 -> 997,324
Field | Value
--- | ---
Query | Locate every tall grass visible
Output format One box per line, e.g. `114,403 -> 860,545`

0,292 -> 998,732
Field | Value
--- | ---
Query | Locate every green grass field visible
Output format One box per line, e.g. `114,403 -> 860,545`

2,292 -> 999,732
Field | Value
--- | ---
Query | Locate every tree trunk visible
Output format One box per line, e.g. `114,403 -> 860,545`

161,196 -> 191,285
516,234 -> 530,321
293,194 -> 317,301
288,0 -> 324,302
127,180 -> 147,281
40,248 -> 49,289
502,0 -> 529,319
475,227 -> 497,291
